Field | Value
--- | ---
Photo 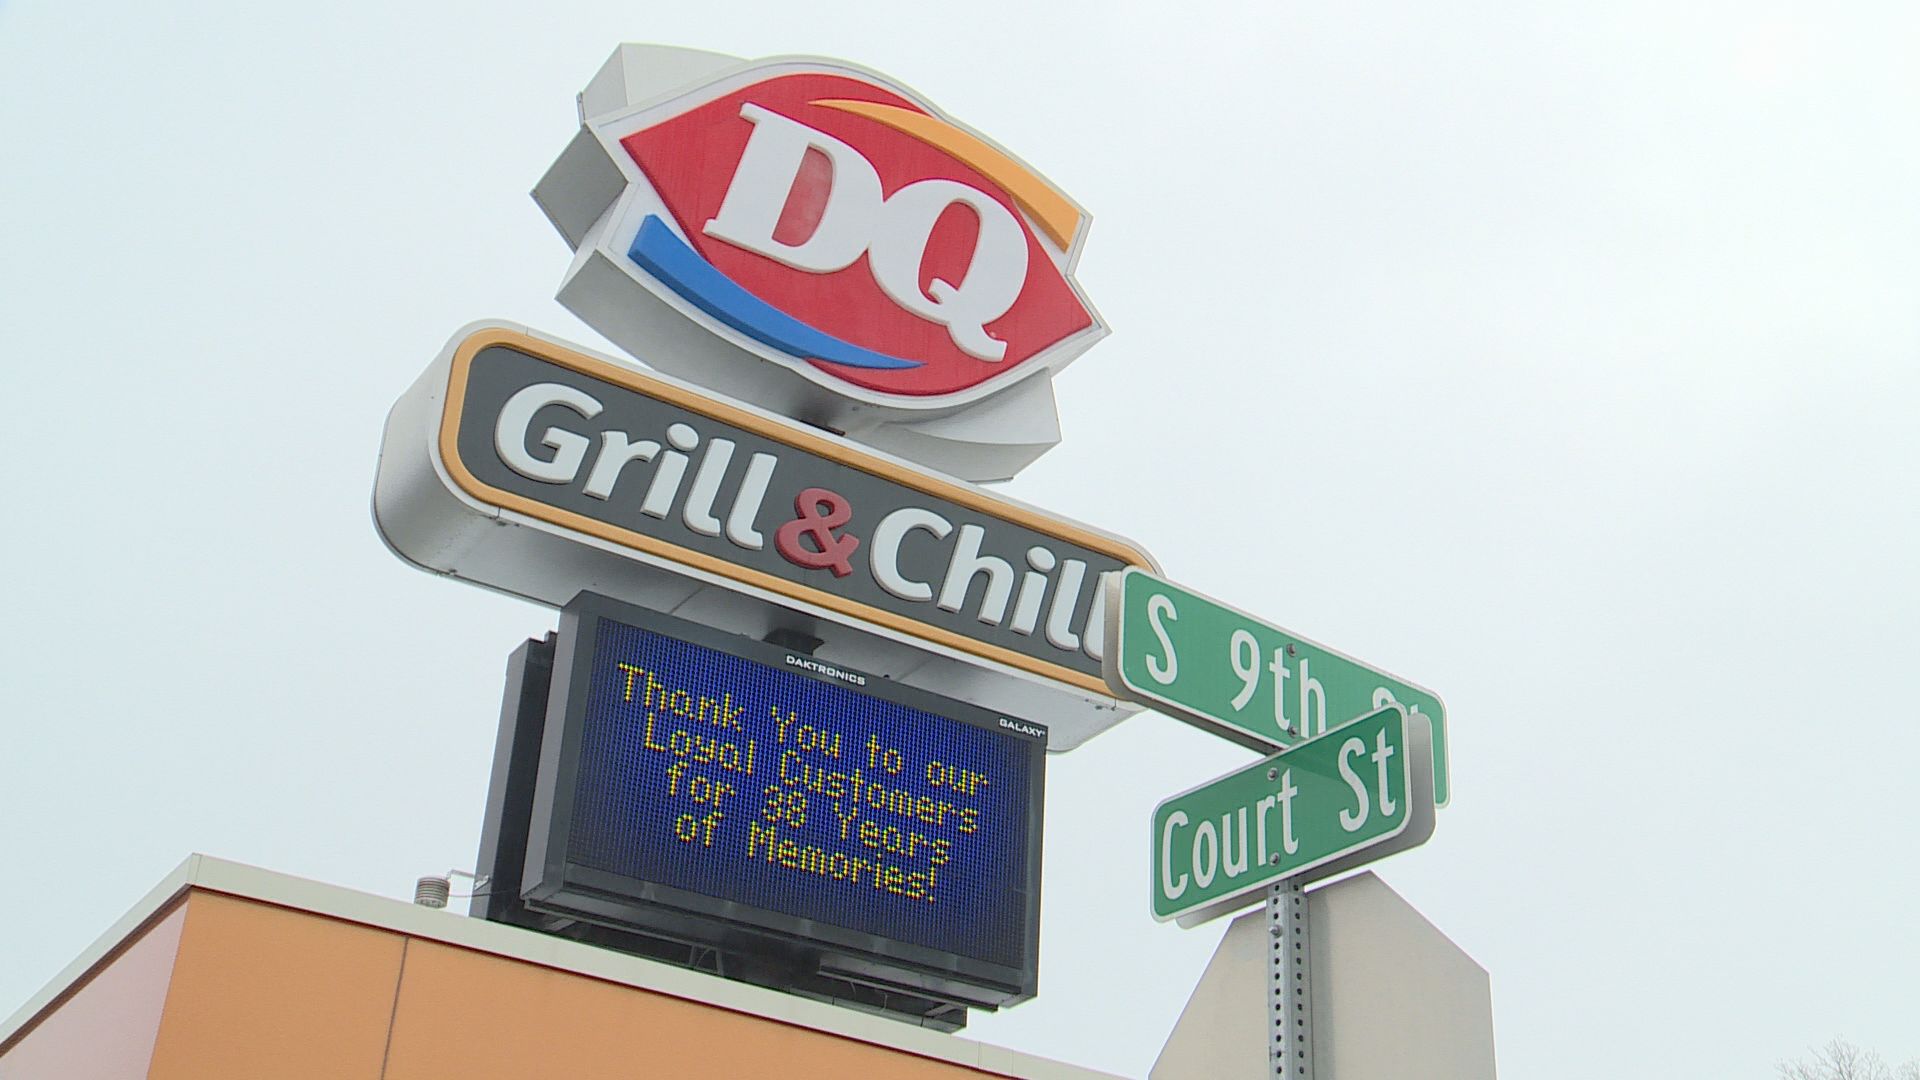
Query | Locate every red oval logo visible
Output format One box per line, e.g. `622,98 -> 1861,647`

607,69 -> 1102,399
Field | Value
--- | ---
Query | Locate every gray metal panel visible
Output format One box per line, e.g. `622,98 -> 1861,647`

1152,906 -> 1268,1079
1151,873 -> 1497,1080
531,127 -> 626,250
1307,874 -> 1496,1080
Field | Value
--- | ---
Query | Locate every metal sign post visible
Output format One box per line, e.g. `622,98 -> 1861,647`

1268,879 -> 1312,1079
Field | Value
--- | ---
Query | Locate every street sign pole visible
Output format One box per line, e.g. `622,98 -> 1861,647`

1112,569 -> 1453,1072
1269,879 -> 1312,1079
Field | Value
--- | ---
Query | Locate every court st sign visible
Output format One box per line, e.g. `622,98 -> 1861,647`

1151,705 -> 1437,926
1103,567 -> 1451,806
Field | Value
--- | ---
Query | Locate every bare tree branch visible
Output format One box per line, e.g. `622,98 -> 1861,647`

1777,1038 -> 1906,1080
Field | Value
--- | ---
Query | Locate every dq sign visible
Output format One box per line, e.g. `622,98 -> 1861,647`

537,50 -> 1108,481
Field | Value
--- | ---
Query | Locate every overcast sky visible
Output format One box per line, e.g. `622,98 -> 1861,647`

3,1 -> 1916,1076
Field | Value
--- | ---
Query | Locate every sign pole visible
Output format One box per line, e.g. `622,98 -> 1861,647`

1268,879 -> 1313,1079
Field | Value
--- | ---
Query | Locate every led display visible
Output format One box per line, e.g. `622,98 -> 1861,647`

522,592 -> 1045,1008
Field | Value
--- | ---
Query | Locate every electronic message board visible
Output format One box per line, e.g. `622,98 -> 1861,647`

521,592 -> 1045,1011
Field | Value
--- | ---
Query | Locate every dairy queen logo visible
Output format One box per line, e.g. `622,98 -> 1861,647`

537,48 -> 1108,482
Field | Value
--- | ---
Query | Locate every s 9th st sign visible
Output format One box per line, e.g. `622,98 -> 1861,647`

1104,567 -> 1451,806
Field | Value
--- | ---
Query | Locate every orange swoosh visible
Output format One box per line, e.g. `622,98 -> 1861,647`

810,98 -> 1082,251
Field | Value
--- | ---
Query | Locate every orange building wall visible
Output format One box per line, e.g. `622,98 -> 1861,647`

3,889 -> 1011,1080
146,893 -> 404,1080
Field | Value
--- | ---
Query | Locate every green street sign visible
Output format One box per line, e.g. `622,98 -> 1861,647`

1151,705 -> 1436,925
1103,567 -> 1451,807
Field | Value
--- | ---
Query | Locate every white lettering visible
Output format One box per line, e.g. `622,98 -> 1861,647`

1229,629 -> 1258,709
866,180 -> 1027,361
494,383 -> 601,484
681,437 -> 736,536
938,524 -> 1014,625
581,430 -> 660,500
1008,546 -> 1055,636
1373,728 -> 1399,817
1160,811 -> 1190,900
1192,818 -> 1218,890
1044,559 -> 1087,651
639,422 -> 697,520
783,654 -> 866,686
724,451 -> 778,550
1256,794 -> 1276,866
704,104 -> 880,273
1220,808 -> 1249,879
1277,768 -> 1300,855
1297,656 -> 1327,738
1145,593 -> 1179,685
1338,738 -> 1370,832
871,507 -> 953,602
702,105 -> 1030,358
1269,648 -> 1293,733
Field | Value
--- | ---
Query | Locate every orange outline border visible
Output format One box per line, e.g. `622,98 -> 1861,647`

437,327 -> 1151,698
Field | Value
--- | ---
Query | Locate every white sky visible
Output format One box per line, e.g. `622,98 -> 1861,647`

3,1 -> 1916,1076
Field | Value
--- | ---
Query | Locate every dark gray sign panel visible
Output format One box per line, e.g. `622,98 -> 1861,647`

373,323 -> 1157,749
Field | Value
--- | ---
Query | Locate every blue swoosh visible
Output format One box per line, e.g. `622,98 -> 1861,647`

628,215 -> 922,371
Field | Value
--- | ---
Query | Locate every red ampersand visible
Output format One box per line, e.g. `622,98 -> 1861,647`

774,487 -> 861,578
